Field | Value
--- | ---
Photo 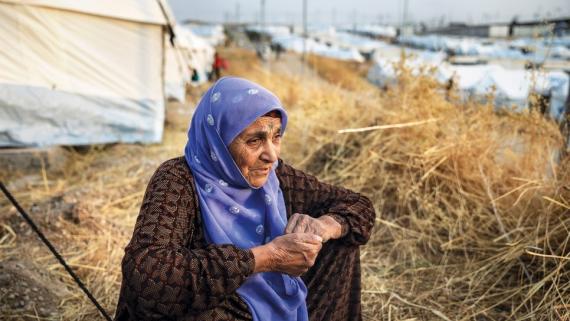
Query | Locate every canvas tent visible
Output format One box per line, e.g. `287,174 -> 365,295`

0,0 -> 174,147
181,27 -> 215,85
185,24 -> 226,47
368,51 -> 570,123
272,34 -> 365,62
165,30 -> 191,103
164,25 -> 216,102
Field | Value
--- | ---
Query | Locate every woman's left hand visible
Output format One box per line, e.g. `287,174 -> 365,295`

285,213 -> 343,243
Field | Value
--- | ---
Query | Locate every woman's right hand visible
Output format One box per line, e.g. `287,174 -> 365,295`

251,233 -> 322,276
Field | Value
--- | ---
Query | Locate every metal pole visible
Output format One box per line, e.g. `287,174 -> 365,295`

235,2 -> 240,23
261,0 -> 266,27
332,8 -> 336,27
403,0 -> 409,27
302,0 -> 307,62
0,182 -> 113,321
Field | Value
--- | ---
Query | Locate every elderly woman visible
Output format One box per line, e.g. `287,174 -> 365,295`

114,77 -> 375,321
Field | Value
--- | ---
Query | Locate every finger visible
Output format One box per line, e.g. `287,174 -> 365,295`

299,217 -> 322,236
297,215 -> 315,234
291,216 -> 308,234
295,232 -> 323,244
285,213 -> 300,234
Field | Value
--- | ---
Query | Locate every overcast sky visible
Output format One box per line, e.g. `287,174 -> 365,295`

167,0 -> 570,26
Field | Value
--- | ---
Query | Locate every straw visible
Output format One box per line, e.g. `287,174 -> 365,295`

0,48 -> 568,321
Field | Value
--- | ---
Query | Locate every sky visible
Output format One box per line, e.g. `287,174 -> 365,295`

167,0 -> 570,26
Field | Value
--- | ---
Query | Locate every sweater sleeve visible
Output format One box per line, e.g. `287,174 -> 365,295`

120,159 -> 255,320
276,160 -> 376,246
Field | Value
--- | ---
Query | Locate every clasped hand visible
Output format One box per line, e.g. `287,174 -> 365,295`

252,214 -> 342,276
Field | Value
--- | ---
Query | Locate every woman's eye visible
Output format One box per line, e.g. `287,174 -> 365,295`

247,138 -> 261,145
273,134 -> 281,141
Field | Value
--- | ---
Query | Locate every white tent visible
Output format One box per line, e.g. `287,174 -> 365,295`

272,34 -> 365,62
185,24 -> 226,47
164,26 -> 216,102
0,0 -> 173,147
175,25 -> 215,86
164,28 -> 195,103
368,51 -> 570,122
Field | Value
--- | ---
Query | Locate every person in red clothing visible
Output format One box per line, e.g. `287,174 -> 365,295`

210,52 -> 228,81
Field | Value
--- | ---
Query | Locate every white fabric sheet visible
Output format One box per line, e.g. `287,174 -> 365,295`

0,2 -> 167,147
0,0 -> 167,25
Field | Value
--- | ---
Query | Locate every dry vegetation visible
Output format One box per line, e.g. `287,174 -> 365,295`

0,47 -> 568,321
306,54 -> 375,91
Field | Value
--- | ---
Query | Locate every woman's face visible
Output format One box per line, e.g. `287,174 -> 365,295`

229,114 -> 282,188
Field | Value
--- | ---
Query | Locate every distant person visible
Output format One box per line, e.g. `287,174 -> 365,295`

191,68 -> 199,82
113,77 -> 376,321
210,52 -> 228,81
271,42 -> 285,60
554,21 -> 568,37
508,17 -> 518,38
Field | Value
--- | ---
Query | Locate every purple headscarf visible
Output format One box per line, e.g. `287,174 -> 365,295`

184,77 -> 308,321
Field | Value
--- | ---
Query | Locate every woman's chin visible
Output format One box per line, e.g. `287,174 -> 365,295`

247,174 -> 269,188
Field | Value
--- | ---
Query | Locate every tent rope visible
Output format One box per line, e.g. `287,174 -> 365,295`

0,181 -> 113,321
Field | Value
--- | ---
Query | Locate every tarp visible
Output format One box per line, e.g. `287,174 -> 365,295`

367,49 -> 447,87
340,24 -> 398,38
175,25 -> 215,85
272,34 -> 365,62
309,28 -> 389,54
397,34 -> 570,62
164,37 -> 189,103
368,51 -> 570,122
185,24 -> 226,47
0,0 -> 168,25
164,25 -> 216,102
246,25 -> 291,38
0,1 -> 168,147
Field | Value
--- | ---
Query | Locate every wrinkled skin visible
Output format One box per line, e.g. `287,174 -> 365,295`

229,114 -> 282,188
285,213 -> 342,243
229,112 -> 343,275
253,233 -> 323,276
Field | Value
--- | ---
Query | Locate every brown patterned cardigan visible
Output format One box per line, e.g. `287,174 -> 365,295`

114,157 -> 375,321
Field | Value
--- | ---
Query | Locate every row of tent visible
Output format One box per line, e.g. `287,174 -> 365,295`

397,35 -> 570,61
367,50 -> 570,123
247,25 -> 367,62
0,0 -> 220,147
250,24 -> 570,124
248,23 -> 570,64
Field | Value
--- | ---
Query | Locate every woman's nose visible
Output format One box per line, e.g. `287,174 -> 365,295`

260,141 -> 279,163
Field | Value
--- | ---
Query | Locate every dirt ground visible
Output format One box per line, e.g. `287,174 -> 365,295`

0,89 -> 204,320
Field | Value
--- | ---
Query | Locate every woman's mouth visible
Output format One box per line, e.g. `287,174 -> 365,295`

250,167 -> 270,175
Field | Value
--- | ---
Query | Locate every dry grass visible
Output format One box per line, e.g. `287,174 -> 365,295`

306,54 -> 376,92
0,47 -> 568,321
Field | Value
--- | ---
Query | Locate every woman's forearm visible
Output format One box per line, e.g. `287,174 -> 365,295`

251,244 -> 274,273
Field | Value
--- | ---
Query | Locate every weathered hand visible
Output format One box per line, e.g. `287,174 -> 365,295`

285,213 -> 342,243
251,233 -> 322,276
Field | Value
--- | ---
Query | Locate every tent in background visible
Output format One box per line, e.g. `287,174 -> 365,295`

176,25 -> 215,86
368,51 -> 570,123
185,24 -> 226,47
164,25 -> 215,103
0,0 -> 175,147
